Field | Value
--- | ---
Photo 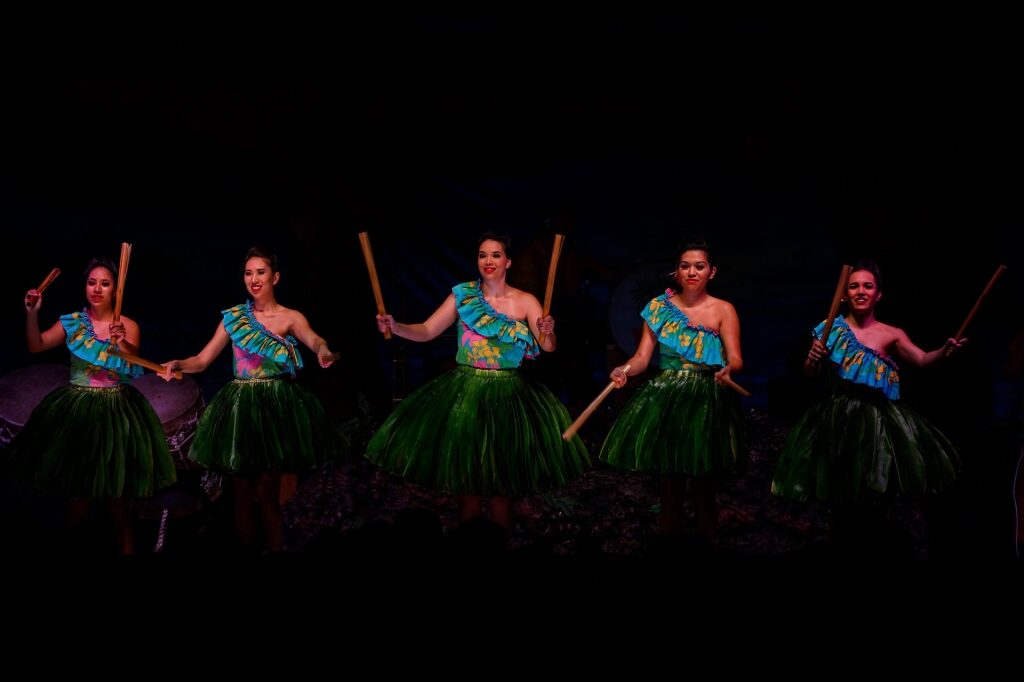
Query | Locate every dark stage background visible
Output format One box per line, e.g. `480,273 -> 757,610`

2,9 -> 1023,564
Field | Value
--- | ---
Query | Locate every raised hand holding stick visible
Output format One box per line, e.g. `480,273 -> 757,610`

538,234 -> 565,345
358,232 -> 390,340
809,264 -> 852,370
36,267 -> 61,294
25,267 -> 61,307
113,242 -> 132,324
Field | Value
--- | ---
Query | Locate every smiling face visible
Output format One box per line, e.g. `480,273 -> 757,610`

676,249 -> 716,291
84,266 -> 115,311
477,239 -> 510,280
244,257 -> 279,298
846,269 -> 882,312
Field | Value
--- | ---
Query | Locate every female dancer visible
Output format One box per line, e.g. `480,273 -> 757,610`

366,232 -> 588,530
13,257 -> 176,554
161,246 -> 341,552
600,239 -> 744,543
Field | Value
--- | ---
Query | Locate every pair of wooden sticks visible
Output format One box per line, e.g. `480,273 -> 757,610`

816,263 -> 1006,359
29,242 -> 131,307
562,365 -> 753,441
358,231 -> 569,345
30,242 -> 131,311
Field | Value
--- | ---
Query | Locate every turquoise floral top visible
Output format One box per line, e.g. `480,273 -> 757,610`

453,281 -> 540,370
641,290 -> 726,370
814,316 -> 900,400
222,302 -> 303,379
61,310 -> 143,387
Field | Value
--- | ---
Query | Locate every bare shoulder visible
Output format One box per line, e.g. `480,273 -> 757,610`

878,321 -> 907,340
511,286 -> 541,307
502,287 -> 538,320
866,321 -> 909,354
119,315 -> 140,329
284,306 -> 311,326
710,296 -> 738,318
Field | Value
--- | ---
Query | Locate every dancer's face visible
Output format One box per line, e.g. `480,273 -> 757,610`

478,239 -> 510,280
846,269 -> 881,312
676,249 -> 715,291
85,267 -> 115,309
244,257 -> 279,297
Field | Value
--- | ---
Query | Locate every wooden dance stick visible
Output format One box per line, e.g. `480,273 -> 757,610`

26,268 -> 61,306
538,233 -> 565,344
946,264 -> 1007,357
819,264 -> 853,354
720,375 -> 752,397
110,349 -> 183,380
36,267 -> 62,294
562,364 -> 630,441
113,242 -> 132,323
358,232 -> 390,340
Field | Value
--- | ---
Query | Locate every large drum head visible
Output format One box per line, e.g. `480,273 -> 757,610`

609,262 -> 673,355
0,364 -> 67,447
131,373 -> 204,465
